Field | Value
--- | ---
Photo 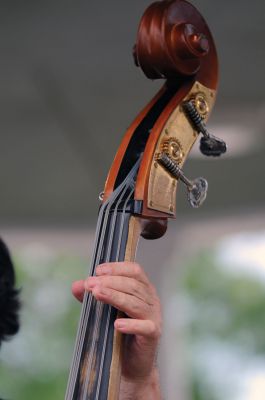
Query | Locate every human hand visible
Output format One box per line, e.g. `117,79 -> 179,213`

72,262 -> 162,399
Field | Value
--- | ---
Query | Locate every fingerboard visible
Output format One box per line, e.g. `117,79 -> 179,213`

72,211 -> 131,400
65,160 -> 142,400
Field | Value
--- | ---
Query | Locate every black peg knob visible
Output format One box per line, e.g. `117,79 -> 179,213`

200,136 -> 227,157
183,101 -> 227,157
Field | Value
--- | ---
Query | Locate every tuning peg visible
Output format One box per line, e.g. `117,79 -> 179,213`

183,101 -> 227,157
158,153 -> 208,208
187,177 -> 208,208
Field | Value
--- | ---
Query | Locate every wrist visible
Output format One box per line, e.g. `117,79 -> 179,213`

120,368 -> 161,400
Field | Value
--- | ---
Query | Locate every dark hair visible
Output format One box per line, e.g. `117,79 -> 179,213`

0,238 -> 20,346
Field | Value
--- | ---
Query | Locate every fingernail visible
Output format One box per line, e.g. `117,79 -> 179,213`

115,320 -> 126,329
85,277 -> 98,290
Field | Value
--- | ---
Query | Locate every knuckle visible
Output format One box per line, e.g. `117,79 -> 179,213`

152,292 -> 161,310
98,276 -> 107,285
150,284 -> 159,299
149,320 -> 161,340
95,277 -> 105,289
92,286 -> 101,298
131,302 -> 141,315
116,294 -> 126,310
131,280 -> 139,295
98,262 -> 109,269
133,263 -> 142,278
106,290 -> 113,302
97,262 -> 113,274
149,321 -> 157,337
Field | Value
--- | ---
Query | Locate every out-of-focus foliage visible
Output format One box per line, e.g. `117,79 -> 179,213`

184,251 -> 265,352
1,243 -> 265,399
0,245 -> 87,400
182,251 -> 265,400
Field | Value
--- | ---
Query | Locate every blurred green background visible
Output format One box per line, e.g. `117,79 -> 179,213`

0,249 -> 85,399
1,228 -> 265,400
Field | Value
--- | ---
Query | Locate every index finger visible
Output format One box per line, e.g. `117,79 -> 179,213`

96,262 -> 149,284
72,280 -> 85,302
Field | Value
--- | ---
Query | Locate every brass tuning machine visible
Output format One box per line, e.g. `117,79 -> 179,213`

158,153 -> 208,208
183,100 -> 227,157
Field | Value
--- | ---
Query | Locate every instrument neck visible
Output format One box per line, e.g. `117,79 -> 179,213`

65,159 -> 142,400
66,207 -> 141,399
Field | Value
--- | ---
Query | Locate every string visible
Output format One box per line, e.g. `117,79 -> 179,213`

80,184 -> 129,399
65,159 -> 140,400
94,186 -> 135,399
66,187 -> 124,399
65,200 -> 109,399
81,165 -> 139,398
68,193 -> 119,399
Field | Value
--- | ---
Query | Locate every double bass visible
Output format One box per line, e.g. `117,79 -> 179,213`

65,1 -> 226,398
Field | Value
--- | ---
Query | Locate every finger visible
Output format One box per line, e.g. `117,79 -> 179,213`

91,286 -> 150,319
72,280 -> 85,302
114,318 -> 161,340
85,276 -> 153,304
96,262 -> 149,284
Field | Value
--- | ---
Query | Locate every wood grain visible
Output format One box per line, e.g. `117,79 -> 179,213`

103,87 -> 166,201
104,0 -> 218,221
107,216 -> 142,400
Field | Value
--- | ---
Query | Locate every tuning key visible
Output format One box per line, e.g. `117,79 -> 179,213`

158,153 -> 208,208
188,177 -> 208,208
200,135 -> 227,157
183,101 -> 227,157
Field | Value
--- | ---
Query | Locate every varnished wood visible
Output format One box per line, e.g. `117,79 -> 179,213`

124,217 -> 142,263
104,87 -> 166,201
107,217 -> 142,400
134,0 -> 218,89
140,218 -> 168,240
134,80 -> 194,217
104,0 -> 218,221
107,313 -> 123,400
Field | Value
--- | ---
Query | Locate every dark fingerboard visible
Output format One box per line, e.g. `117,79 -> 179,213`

67,210 -> 131,400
